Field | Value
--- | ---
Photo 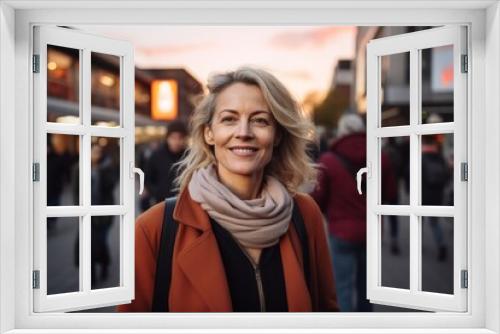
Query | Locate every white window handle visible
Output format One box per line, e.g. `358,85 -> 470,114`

356,167 -> 368,195
130,162 -> 145,195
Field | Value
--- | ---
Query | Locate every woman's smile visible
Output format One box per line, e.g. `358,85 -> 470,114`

229,146 -> 259,157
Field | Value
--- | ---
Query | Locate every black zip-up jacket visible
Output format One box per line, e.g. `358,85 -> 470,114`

145,143 -> 185,204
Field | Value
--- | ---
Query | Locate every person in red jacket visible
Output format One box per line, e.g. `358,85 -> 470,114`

311,113 -> 397,312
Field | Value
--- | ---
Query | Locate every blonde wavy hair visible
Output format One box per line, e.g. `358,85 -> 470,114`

175,66 -> 318,194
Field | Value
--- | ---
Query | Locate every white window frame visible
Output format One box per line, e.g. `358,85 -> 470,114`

365,26 -> 468,312
0,1 -> 499,333
32,26 -> 136,312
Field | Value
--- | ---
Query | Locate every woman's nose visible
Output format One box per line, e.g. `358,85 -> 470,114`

235,120 -> 254,139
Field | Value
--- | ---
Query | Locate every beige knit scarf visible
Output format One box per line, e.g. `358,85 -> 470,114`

188,164 -> 293,248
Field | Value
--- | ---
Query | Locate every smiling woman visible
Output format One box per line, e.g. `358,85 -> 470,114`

117,66 -> 339,312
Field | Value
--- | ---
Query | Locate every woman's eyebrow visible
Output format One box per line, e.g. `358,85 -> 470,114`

218,109 -> 270,116
250,110 -> 271,116
218,109 -> 239,115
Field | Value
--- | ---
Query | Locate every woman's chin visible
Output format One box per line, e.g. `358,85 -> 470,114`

226,166 -> 264,179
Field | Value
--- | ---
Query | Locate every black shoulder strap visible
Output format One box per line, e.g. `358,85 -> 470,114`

292,199 -> 311,294
152,196 -> 178,312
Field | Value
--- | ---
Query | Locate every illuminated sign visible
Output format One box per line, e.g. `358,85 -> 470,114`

151,80 -> 178,121
431,45 -> 453,93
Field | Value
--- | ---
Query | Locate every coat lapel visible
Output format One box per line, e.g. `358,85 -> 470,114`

280,232 -> 312,312
173,188 -> 232,312
176,229 -> 232,311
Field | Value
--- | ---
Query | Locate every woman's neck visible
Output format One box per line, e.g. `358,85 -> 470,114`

216,168 -> 264,200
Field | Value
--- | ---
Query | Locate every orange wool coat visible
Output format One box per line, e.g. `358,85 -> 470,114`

117,188 -> 339,312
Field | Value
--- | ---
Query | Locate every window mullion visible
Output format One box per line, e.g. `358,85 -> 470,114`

409,48 -> 420,293
375,123 -> 455,138
122,49 -> 135,292
89,126 -> 127,138
81,48 -> 92,294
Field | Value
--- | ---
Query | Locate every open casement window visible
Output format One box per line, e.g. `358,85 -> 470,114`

365,26 -> 467,312
33,26 -> 139,312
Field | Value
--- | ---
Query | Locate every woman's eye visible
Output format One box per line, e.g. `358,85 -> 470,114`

221,116 -> 236,123
252,118 -> 270,125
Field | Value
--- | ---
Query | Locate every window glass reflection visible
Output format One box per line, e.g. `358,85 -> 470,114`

421,134 -> 453,206
381,215 -> 410,290
91,137 -> 121,206
421,217 -> 454,294
91,52 -> 121,127
381,137 -> 410,205
380,52 -> 410,127
421,45 -> 454,124
91,216 -> 121,290
47,217 -> 80,295
47,45 -> 80,124
47,134 -> 80,206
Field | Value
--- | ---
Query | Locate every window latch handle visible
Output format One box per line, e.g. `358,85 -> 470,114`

357,167 -> 368,195
130,162 -> 145,195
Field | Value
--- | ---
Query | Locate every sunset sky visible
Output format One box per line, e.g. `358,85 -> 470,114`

80,25 -> 357,104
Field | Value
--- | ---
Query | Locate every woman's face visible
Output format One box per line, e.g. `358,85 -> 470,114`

204,82 -> 279,182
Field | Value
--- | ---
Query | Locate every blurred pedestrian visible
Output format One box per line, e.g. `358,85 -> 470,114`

144,120 -> 188,207
382,137 -> 405,255
422,134 -> 450,261
118,67 -> 338,312
311,113 -> 397,312
74,143 -> 120,285
47,134 -> 73,230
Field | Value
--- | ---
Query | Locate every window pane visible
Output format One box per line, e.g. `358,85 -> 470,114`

47,45 -> 80,124
421,45 -> 454,124
91,137 -> 121,206
91,216 -> 120,290
381,137 -> 410,205
381,215 -> 409,289
421,217 -> 454,294
421,134 -> 453,206
91,52 -> 121,127
47,134 -> 80,206
47,217 -> 80,295
380,52 -> 410,127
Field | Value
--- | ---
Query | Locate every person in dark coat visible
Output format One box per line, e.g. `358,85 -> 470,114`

311,113 -> 397,312
47,134 -> 74,230
382,137 -> 409,255
421,134 -> 451,261
144,120 -> 188,206
74,142 -> 120,286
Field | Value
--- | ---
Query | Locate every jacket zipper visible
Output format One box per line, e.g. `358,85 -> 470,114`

240,247 -> 266,312
254,265 -> 266,312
